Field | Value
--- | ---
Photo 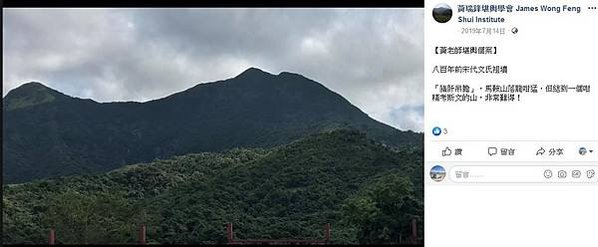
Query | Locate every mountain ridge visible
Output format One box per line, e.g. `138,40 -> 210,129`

4,68 -> 313,105
3,67 -> 421,183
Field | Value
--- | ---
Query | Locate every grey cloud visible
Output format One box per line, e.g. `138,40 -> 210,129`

3,8 -> 423,131
389,104 -> 424,133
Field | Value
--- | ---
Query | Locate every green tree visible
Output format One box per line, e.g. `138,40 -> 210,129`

341,173 -> 422,244
42,189 -> 148,244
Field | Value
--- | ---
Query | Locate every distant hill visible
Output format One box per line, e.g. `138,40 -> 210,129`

2,130 -> 423,244
3,67 -> 421,183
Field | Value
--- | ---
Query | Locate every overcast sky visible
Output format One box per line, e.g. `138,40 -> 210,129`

3,8 -> 423,132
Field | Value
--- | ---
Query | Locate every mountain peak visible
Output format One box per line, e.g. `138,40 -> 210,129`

235,67 -> 275,79
15,81 -> 52,90
4,82 -> 66,110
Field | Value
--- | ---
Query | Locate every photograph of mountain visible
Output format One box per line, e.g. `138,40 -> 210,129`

432,3 -> 453,23
2,8 -> 423,244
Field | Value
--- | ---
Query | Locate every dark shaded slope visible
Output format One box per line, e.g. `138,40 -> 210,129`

3,68 -> 421,183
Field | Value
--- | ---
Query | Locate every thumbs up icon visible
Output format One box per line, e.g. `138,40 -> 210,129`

442,147 -> 452,156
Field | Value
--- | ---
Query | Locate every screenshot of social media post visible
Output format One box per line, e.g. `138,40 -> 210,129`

425,0 -> 597,247
3,0 -> 597,246
2,7 -> 424,245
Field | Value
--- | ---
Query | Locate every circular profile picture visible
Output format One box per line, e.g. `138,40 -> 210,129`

430,165 -> 447,182
432,3 -> 453,23
579,147 -> 587,156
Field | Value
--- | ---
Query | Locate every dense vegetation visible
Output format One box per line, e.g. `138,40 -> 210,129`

3,68 -> 422,184
3,130 -> 423,244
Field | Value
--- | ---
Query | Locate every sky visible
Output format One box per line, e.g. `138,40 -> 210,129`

3,8 -> 423,132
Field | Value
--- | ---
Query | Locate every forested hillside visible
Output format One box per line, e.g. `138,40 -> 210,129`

3,130 -> 423,244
